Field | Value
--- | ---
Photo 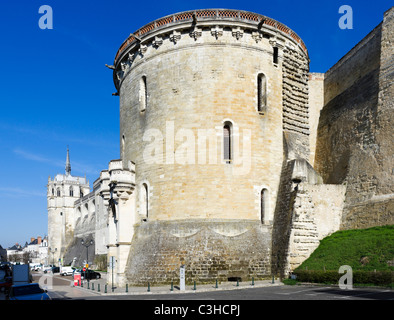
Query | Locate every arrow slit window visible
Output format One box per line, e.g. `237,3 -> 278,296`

223,122 -> 233,164
257,73 -> 267,113
141,183 -> 149,220
139,76 -> 147,112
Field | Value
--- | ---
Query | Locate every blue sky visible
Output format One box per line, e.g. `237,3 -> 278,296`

0,0 -> 391,248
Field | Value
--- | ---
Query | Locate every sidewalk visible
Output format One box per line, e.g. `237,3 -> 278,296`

74,273 -> 283,296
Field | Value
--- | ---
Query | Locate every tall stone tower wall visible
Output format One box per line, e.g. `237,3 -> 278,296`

47,174 -> 90,263
113,9 -> 310,284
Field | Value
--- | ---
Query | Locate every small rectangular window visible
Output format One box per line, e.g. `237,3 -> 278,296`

273,47 -> 279,64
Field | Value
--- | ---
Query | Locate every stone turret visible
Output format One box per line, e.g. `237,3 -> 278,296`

111,9 -> 313,284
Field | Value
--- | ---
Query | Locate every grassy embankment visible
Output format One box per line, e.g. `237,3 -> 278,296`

285,225 -> 394,287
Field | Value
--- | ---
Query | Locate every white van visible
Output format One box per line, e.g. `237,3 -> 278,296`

60,266 -> 74,276
29,263 -> 41,271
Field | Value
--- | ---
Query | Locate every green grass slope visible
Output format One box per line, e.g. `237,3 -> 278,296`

296,225 -> 394,272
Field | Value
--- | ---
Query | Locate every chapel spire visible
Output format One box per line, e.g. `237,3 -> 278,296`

65,146 -> 71,175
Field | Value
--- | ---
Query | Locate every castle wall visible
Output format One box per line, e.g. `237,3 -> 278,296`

282,44 -> 310,160
125,220 -> 272,285
120,31 -> 285,223
60,192 -> 98,266
324,24 -> 382,104
315,7 -> 394,230
113,9 -> 310,283
286,183 -> 345,272
271,158 -> 345,275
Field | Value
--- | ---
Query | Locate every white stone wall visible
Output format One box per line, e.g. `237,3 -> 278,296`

286,182 -> 346,273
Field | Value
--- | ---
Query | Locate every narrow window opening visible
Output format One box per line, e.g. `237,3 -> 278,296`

223,123 -> 232,164
122,135 -> 125,157
141,183 -> 149,221
57,188 -> 61,197
261,188 -> 269,224
139,76 -> 147,112
273,47 -> 279,64
257,73 -> 267,113
69,187 -> 74,197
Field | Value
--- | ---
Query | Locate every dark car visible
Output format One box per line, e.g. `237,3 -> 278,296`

81,269 -> 101,280
7,283 -> 51,300
44,266 -> 60,274
51,266 -> 60,273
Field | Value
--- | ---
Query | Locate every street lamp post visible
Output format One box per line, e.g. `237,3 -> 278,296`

81,239 -> 94,282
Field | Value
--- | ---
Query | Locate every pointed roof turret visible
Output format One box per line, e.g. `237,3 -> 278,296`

65,146 -> 71,175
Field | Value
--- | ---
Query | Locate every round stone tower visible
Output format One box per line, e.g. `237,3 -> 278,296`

111,9 -> 309,284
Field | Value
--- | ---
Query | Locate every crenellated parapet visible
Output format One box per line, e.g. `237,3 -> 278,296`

111,9 -> 308,92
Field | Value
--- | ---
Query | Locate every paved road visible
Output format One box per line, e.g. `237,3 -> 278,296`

26,272 -> 394,301
31,272 -> 98,300
81,285 -> 394,300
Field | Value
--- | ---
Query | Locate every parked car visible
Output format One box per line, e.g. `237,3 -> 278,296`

7,283 -> 51,300
42,265 -> 53,273
43,266 -> 59,274
51,266 -> 60,274
60,266 -> 75,276
79,269 -> 101,280
29,264 -> 41,271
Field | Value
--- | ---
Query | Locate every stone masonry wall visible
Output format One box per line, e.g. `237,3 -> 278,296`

125,220 -> 272,285
119,27 -> 286,223
286,183 -> 345,272
272,157 -> 345,275
315,8 -> 394,229
271,158 -> 295,277
282,45 -> 310,160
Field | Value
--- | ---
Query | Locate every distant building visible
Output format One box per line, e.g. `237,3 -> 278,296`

6,236 -> 48,264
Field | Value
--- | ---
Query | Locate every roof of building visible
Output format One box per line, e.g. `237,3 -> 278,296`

7,244 -> 22,251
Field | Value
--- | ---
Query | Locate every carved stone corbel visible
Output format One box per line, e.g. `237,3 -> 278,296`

232,27 -> 243,40
152,36 -> 163,48
211,26 -> 223,39
138,44 -> 148,55
169,30 -> 181,44
252,31 -> 263,43
189,26 -> 202,41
